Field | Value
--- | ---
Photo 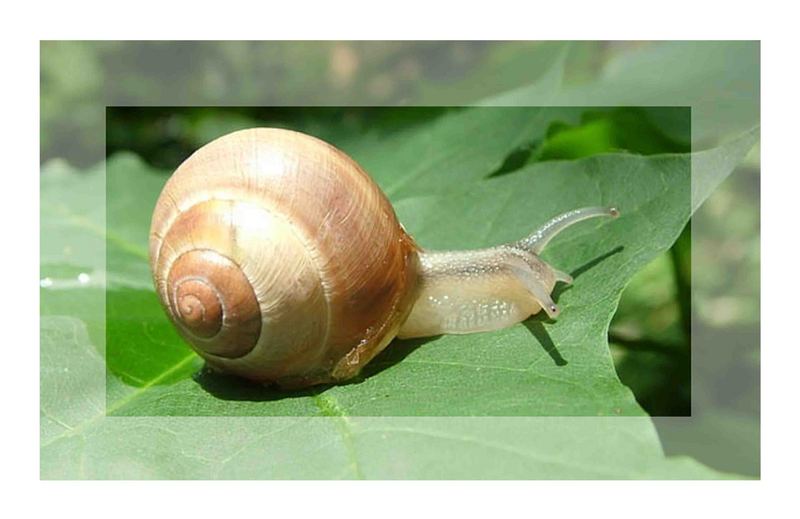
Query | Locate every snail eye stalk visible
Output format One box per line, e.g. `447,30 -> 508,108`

516,206 -> 620,255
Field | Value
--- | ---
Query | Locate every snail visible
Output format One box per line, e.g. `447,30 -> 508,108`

149,128 -> 619,388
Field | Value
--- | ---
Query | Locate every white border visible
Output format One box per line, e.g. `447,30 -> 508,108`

7,0 -> 798,516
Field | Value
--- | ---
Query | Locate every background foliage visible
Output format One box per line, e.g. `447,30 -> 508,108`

40,41 -> 760,478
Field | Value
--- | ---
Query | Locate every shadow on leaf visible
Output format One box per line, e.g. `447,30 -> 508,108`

192,335 -> 440,401
359,335 -> 439,379
525,245 -> 625,366
523,318 -> 567,366
192,367 -> 328,402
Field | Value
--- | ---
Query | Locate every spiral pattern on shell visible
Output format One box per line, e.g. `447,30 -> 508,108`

149,128 -> 419,386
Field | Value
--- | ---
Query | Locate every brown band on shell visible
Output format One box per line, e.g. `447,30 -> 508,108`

166,249 -> 262,358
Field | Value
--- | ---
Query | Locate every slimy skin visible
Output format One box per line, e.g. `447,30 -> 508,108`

398,207 -> 619,339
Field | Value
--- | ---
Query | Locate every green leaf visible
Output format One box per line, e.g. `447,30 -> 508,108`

483,41 -> 759,143
40,159 -> 106,277
337,107 -> 584,200
40,105 -> 757,478
534,108 -> 691,161
41,315 -> 734,479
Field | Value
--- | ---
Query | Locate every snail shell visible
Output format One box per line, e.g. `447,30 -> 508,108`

150,129 -> 419,387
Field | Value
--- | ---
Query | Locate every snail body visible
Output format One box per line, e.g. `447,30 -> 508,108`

149,128 -> 618,388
